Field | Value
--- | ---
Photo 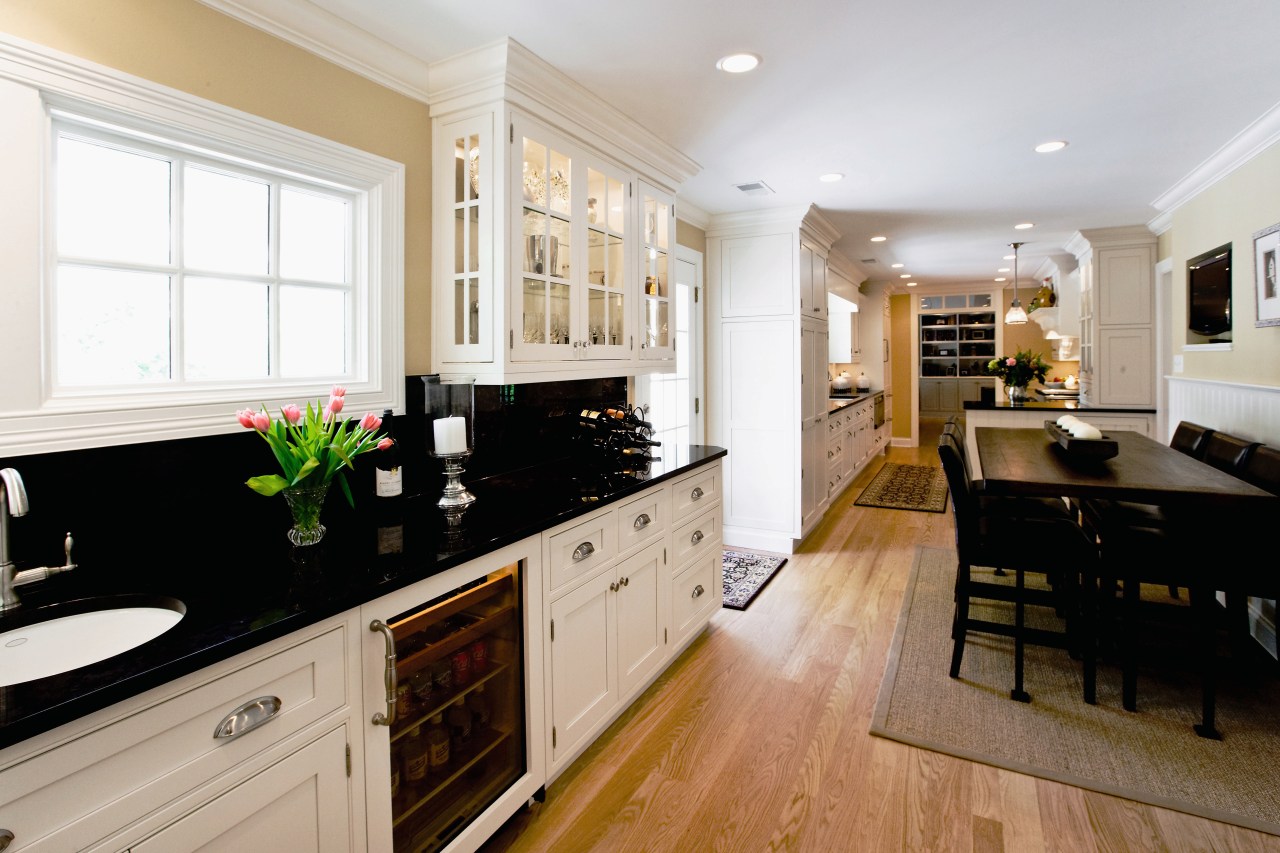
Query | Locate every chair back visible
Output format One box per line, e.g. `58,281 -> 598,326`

1239,444 -> 1280,496
1201,432 -> 1261,474
937,434 -> 979,559
1169,421 -> 1215,459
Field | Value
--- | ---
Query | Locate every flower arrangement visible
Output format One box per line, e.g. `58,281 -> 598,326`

985,349 -> 1051,388
236,385 -> 390,507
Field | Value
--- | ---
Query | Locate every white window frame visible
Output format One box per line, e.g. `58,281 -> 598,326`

0,34 -> 404,455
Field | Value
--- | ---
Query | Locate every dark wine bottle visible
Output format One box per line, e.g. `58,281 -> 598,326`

375,409 -> 403,499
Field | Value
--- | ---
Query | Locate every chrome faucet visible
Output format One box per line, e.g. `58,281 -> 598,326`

0,469 -> 75,613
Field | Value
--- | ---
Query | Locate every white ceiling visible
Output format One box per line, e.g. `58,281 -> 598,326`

219,0 -> 1280,287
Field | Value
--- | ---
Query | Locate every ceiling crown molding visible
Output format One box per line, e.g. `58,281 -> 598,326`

197,0 -> 432,101
1150,98 -> 1280,213
675,198 -> 710,230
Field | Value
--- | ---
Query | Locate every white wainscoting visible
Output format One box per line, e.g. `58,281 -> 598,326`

1167,376 -> 1280,658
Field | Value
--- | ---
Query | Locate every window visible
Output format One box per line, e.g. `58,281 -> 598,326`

0,36 -> 404,455
54,122 -> 357,389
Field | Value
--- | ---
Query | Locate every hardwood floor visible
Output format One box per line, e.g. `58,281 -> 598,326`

481,420 -> 1280,852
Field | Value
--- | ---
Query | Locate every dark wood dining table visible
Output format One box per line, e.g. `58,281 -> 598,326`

974,426 -> 1279,737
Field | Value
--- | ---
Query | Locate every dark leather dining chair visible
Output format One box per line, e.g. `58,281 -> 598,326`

1201,432 -> 1261,475
1222,444 -> 1280,665
1169,421 -> 1215,460
938,433 -> 1097,703
941,421 -> 1075,525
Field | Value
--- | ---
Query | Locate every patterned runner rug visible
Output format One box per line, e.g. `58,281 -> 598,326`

854,462 -> 948,513
721,550 -> 788,611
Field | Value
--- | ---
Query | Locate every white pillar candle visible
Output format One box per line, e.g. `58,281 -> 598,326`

1057,415 -> 1080,428
433,416 -> 468,454
1068,422 -> 1103,440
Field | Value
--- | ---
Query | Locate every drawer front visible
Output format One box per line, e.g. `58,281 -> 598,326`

0,625 -> 348,852
672,506 -> 720,570
616,487 -> 667,555
548,509 -> 617,592
671,464 -> 720,517
673,553 -> 719,645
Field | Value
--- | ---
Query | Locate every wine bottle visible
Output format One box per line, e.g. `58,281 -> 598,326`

375,409 -> 403,498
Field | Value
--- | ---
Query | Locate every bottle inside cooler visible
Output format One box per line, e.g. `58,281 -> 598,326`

383,562 -> 524,852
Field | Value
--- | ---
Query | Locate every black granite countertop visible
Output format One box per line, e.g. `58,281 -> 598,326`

0,445 -> 726,750
828,391 -> 881,413
963,399 -> 1155,413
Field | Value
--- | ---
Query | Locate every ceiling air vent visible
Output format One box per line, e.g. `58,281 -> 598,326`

861,258 -> 878,264
733,180 -> 774,197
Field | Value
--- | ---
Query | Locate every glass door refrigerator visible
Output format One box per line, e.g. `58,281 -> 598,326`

362,536 -> 545,852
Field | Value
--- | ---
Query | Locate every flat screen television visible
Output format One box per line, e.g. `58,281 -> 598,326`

1187,243 -> 1232,337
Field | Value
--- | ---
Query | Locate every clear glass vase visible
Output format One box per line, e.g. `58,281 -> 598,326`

1006,384 -> 1029,405
282,483 -> 329,546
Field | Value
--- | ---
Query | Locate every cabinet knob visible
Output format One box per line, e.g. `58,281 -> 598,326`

691,529 -> 704,545
572,541 -> 596,562
633,512 -> 651,530
610,581 -> 619,592
692,584 -> 705,599
0,830 -> 13,852
690,486 -> 704,501
620,576 -> 630,586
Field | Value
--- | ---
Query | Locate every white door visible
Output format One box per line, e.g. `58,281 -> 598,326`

637,246 -> 704,445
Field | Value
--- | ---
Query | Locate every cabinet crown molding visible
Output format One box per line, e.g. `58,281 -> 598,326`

428,37 -> 699,189
1064,225 -> 1157,258
706,204 -> 840,249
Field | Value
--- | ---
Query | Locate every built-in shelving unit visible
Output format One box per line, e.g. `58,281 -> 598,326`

919,294 -> 996,377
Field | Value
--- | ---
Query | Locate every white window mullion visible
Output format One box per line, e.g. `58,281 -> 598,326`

268,181 -> 282,380
171,154 -> 185,383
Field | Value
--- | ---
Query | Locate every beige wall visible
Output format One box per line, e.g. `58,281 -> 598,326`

1170,142 -> 1280,387
676,218 -> 706,256
0,0 -> 435,373
890,293 -> 912,438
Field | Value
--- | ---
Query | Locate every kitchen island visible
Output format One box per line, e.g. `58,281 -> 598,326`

960,398 -> 1156,478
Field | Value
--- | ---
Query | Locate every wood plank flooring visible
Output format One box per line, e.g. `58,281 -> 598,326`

480,422 -> 1280,852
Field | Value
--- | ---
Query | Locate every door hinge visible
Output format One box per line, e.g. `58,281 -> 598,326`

695,397 -> 700,414
670,203 -> 675,219
510,123 -> 514,144
664,628 -> 668,644
345,743 -> 351,777
663,547 -> 667,564
552,726 -> 557,748
550,618 -> 555,641
510,329 -> 514,349
694,286 -> 699,303
630,335 -> 634,350
629,183 -> 633,197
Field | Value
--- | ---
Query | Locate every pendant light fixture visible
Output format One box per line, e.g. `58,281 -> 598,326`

1005,241 -> 1028,325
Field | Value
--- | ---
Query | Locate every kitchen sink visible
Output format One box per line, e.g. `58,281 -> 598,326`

0,594 -> 186,687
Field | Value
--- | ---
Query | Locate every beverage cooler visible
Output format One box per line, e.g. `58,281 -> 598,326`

362,537 -> 545,853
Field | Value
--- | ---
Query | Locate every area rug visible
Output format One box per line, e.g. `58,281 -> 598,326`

871,546 -> 1280,836
721,549 -> 788,611
854,463 -> 949,513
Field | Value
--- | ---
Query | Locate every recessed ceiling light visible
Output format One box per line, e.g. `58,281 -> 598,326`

1035,140 -> 1068,153
870,235 -> 887,242
819,173 -> 844,182
906,282 -> 918,287
899,273 -> 911,279
1003,254 -> 1015,260
716,53 -> 761,73
998,267 -> 1010,273
891,263 -> 904,269
995,277 -> 1007,282
1014,222 -> 1035,230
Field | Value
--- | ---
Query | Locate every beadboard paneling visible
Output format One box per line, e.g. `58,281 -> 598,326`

1165,376 -> 1280,445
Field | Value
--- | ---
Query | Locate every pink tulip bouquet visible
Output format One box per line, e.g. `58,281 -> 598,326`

236,385 -> 391,507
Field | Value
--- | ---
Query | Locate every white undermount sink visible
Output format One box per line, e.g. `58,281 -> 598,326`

0,594 -> 185,687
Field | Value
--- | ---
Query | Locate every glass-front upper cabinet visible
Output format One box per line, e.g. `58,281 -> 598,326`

513,127 -> 573,361
435,115 -> 495,366
639,181 -> 675,361
583,159 -> 630,360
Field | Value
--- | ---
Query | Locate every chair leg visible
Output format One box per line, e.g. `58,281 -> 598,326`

949,564 -> 970,679
1011,568 -> 1031,703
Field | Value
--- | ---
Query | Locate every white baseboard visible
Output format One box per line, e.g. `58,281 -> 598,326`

723,526 -> 796,555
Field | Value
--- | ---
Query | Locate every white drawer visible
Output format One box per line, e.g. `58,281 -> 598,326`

616,487 -> 667,555
673,553 -> 718,645
0,624 -> 348,853
672,505 -> 720,571
547,508 -> 617,593
671,464 -> 720,517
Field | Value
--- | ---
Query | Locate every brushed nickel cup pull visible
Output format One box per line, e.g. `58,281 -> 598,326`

213,695 -> 282,740
633,513 -> 651,530
0,829 -> 14,851
690,486 -> 704,501
369,619 -> 397,727
572,541 -> 596,562
691,530 -> 704,545
692,584 -> 705,598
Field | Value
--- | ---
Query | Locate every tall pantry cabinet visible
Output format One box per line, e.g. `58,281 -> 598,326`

707,205 -> 840,554
1064,226 -> 1157,407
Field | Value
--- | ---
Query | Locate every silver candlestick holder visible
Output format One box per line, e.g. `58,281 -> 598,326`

432,450 -> 476,508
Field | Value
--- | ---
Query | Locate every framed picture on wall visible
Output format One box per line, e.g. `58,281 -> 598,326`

1253,221 -> 1280,327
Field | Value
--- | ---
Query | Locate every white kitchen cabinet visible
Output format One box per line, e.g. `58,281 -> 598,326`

709,205 -> 841,553
129,725 -> 352,853
429,39 -> 696,384
0,615 -> 362,853
1066,226 -> 1157,406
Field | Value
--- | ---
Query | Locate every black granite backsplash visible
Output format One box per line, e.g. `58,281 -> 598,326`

0,376 -> 628,574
